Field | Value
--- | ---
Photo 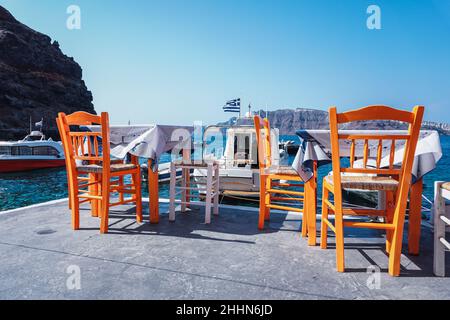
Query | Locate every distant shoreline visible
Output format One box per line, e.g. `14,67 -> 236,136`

220,108 -> 450,136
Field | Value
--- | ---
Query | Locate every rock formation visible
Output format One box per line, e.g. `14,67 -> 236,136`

0,5 -> 94,140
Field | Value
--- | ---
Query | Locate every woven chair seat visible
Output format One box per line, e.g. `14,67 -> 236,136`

77,163 -> 138,174
325,174 -> 399,191
265,165 -> 298,176
442,182 -> 450,192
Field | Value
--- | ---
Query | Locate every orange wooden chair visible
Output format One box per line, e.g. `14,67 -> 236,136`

320,105 -> 424,276
254,116 -> 307,233
56,117 -> 128,211
56,111 -> 142,234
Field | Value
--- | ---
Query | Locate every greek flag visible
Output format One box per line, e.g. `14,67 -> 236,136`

223,98 -> 241,113
35,119 -> 43,127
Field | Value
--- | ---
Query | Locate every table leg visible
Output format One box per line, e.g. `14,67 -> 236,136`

148,159 -> 159,224
305,161 -> 318,246
301,199 -> 308,237
130,155 -> 139,203
408,178 -> 423,255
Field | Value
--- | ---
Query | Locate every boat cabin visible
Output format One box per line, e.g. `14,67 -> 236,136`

203,124 -> 280,169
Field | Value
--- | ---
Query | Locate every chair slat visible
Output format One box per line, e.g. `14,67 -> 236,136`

376,139 -> 382,169
350,140 -> 355,168
80,136 -> 85,156
389,139 -> 396,169
87,136 -> 92,157
72,136 -> 78,157
363,139 -> 369,168
93,137 -> 99,157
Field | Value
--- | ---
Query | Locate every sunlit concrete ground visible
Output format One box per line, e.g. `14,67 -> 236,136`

0,199 -> 449,300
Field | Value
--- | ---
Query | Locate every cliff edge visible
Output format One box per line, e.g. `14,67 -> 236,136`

0,5 -> 94,140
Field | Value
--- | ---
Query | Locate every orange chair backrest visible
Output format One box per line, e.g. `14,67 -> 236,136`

254,115 -> 272,171
329,105 -> 424,200
56,111 -> 111,174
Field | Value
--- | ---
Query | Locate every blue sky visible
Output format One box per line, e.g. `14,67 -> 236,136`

1,0 -> 450,125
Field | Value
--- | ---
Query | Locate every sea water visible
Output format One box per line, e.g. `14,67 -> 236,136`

1,135 -> 449,217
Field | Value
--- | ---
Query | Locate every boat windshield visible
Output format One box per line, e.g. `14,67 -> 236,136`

22,131 -> 45,141
0,146 -> 59,156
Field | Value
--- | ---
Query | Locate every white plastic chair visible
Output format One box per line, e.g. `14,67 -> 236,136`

169,161 -> 219,224
434,181 -> 450,276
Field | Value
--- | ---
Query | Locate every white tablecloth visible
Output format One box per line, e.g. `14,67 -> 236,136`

292,130 -> 443,182
88,125 -> 193,170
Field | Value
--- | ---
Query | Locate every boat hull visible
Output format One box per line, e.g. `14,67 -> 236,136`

0,159 -> 66,173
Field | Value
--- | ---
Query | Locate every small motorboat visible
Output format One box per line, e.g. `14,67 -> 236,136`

279,140 -> 299,155
0,131 -> 65,173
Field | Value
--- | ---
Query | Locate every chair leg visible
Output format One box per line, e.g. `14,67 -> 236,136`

205,164 -> 213,224
434,182 -> 446,277
70,191 -> 80,230
385,191 -> 395,254
213,165 -> 219,216
388,206 -> 407,277
320,185 -> 329,249
169,162 -> 177,222
334,199 -> 345,272
118,176 -> 125,204
258,174 -> 267,230
181,168 -> 187,213
100,173 -> 110,234
134,171 -> 143,223
265,176 -> 271,221
97,174 -> 102,218
68,178 -> 72,210
89,173 -> 98,217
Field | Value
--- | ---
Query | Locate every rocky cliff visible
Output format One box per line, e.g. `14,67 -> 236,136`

222,108 -> 450,135
0,6 -> 94,140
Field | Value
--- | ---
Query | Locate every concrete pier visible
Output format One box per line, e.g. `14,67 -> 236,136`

0,200 -> 448,299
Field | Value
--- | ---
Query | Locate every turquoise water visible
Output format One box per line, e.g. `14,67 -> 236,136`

1,135 -> 449,215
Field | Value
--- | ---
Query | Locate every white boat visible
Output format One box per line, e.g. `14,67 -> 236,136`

193,117 -> 282,200
0,131 -> 65,173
